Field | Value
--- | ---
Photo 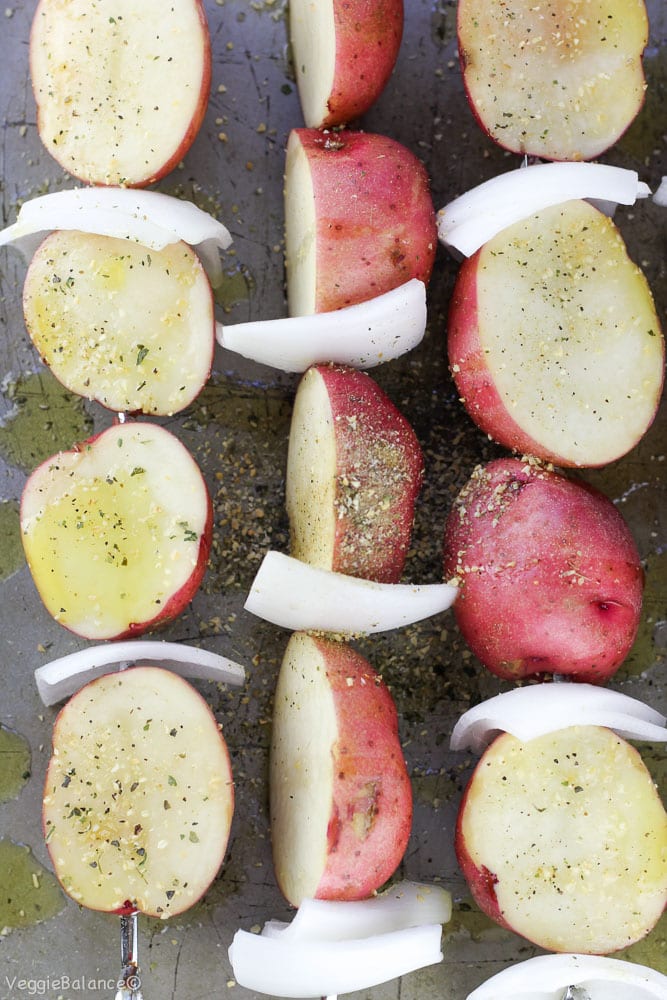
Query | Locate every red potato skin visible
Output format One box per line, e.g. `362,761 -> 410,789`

29,0 -> 212,187
443,458 -> 643,683
448,254 -> 567,465
20,425 -> 213,640
454,769 -> 510,934
322,0 -> 403,128
296,129 -> 437,312
43,667 -> 233,917
312,637 -> 413,900
314,364 -> 423,582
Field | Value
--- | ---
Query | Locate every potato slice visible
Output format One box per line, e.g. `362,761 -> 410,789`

43,666 -> 233,917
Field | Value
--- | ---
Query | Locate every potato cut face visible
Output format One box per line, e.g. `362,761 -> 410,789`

458,0 -> 648,160
460,726 -> 667,953
284,132 -> 318,316
289,0 -> 336,128
474,201 -> 663,467
43,667 -> 233,917
30,0 -> 210,185
286,368 -> 338,570
270,633 -> 338,904
20,423 -> 210,639
24,232 -> 214,415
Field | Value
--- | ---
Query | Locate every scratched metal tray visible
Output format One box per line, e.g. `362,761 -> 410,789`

0,2 -> 665,998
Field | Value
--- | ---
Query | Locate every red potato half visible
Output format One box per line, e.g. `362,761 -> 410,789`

43,666 -> 233,917
20,422 -> 212,640
289,0 -> 403,129
270,632 -> 412,907
443,458 -> 643,683
456,725 -> 667,954
448,200 -> 664,468
457,0 -> 649,161
285,128 -> 437,315
23,231 -> 215,416
286,364 -> 423,583
30,0 -> 211,186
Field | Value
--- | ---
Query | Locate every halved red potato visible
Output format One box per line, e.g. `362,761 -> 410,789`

43,666 -> 233,917
448,200 -> 664,467
30,0 -> 211,186
457,0 -> 649,161
270,633 -> 412,907
20,422 -> 212,640
286,364 -> 423,583
456,724 -> 667,954
23,231 -> 215,415
290,0 -> 403,128
285,128 -> 437,315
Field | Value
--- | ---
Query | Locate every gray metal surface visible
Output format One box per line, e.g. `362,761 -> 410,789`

0,2 -> 665,998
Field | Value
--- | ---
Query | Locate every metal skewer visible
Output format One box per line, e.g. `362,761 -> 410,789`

115,911 -> 143,1000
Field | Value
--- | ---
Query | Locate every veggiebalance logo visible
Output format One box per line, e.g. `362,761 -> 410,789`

3,974 -> 141,997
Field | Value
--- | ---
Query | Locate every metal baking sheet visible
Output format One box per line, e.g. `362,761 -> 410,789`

0,1 -> 665,998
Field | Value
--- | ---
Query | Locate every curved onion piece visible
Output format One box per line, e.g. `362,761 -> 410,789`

0,188 -> 232,285
244,551 -> 458,634
229,924 -> 443,998
451,683 -> 667,754
467,953 -> 667,1000
654,177 -> 667,207
217,279 -> 427,372
263,882 -> 452,942
437,163 -> 650,257
34,640 -> 246,707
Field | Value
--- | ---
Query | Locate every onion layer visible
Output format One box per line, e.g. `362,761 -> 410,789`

244,551 -> 458,634
35,640 -> 246,706
229,923 -> 443,998
0,188 -> 232,286
450,683 -> 667,753
437,162 -> 650,257
218,279 -> 426,372
467,953 -> 667,1000
263,881 -> 452,942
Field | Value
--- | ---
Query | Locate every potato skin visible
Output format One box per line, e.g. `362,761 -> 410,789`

296,128 -> 436,312
443,458 -> 643,682
324,0 -> 403,128
313,637 -> 413,900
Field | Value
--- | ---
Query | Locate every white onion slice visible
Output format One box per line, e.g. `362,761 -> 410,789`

34,640 -> 246,706
451,682 -> 667,754
467,953 -> 667,1000
244,551 -> 458,634
218,279 -> 427,372
0,188 -> 232,286
262,882 -> 452,942
437,163 -> 651,257
229,924 -> 443,998
654,177 -> 667,207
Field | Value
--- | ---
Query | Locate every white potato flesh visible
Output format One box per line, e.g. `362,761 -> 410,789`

24,232 -> 214,415
458,0 -> 648,161
21,423 -> 209,640
284,133 -> 317,316
285,367 -> 338,569
290,0 -> 336,129
474,200 -> 663,466
270,634 -> 338,904
31,0 -> 209,186
461,726 -> 667,953
43,667 -> 233,916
